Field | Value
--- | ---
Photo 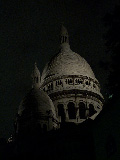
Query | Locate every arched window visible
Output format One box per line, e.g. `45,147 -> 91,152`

59,80 -> 62,85
68,79 -> 73,85
75,79 -> 83,85
79,102 -> 86,119
56,80 -> 63,86
65,79 -> 68,84
57,104 -> 65,122
51,83 -> 53,90
78,79 -> 83,84
68,102 -> 76,119
75,79 -> 78,84
89,104 -> 95,117
56,81 -> 57,86
85,81 -> 89,85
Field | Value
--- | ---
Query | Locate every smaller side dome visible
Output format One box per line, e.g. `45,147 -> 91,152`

16,88 -> 59,134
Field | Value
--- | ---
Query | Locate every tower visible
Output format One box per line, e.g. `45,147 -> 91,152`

31,62 -> 41,89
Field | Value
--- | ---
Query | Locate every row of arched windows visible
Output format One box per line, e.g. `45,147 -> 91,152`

65,79 -> 73,85
44,78 -> 98,92
57,102 -> 96,122
75,79 -> 83,84
56,80 -> 63,86
65,78 -> 97,88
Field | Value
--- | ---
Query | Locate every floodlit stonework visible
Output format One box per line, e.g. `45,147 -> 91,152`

40,25 -> 104,124
16,26 -> 104,134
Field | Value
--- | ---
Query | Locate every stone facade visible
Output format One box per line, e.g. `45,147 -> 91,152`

16,26 -> 104,134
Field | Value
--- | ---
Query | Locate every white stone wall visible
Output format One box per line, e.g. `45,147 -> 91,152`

42,76 -> 102,98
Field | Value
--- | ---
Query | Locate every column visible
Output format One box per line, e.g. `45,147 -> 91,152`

64,103 -> 69,121
86,102 -> 89,118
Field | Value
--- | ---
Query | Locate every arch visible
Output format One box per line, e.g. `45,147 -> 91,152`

85,80 -> 89,85
89,104 -> 95,117
57,104 -> 65,122
68,102 -> 76,119
78,79 -> 83,84
68,79 -> 73,85
51,83 -> 53,90
75,79 -> 83,85
65,79 -> 68,84
56,81 -> 58,86
56,80 -> 63,86
79,102 -> 86,119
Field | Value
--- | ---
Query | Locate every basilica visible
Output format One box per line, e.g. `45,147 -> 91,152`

3,25 -> 119,160
15,26 -> 104,135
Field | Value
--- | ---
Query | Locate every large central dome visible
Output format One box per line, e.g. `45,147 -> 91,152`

41,26 -> 97,84
41,43 -> 96,83
40,25 -> 104,124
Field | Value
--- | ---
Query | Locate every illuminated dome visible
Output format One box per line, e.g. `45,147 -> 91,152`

41,44 -> 96,83
16,88 -> 58,134
40,26 -> 104,124
18,88 -> 56,117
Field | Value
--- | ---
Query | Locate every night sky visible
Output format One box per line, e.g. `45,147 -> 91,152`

0,0 -> 119,138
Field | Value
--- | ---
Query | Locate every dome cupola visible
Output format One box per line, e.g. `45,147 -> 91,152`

60,25 -> 71,52
61,25 -> 69,44
31,62 -> 41,89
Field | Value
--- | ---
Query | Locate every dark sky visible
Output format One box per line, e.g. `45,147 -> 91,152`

0,0 -> 119,138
